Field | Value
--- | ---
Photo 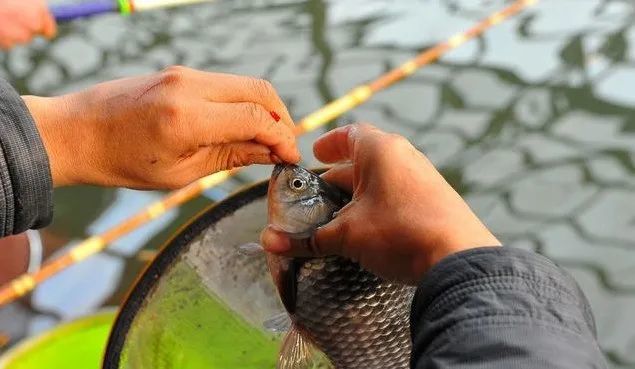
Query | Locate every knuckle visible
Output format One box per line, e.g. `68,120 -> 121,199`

249,78 -> 276,99
378,133 -> 409,153
349,126 -> 412,165
355,122 -> 377,131
387,133 -> 409,146
243,102 -> 267,123
209,145 -> 234,172
159,101 -> 181,123
224,146 -> 242,169
159,65 -> 188,86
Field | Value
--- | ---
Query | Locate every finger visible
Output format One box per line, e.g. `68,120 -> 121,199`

260,226 -> 324,257
188,101 -> 300,163
0,27 -> 31,48
311,215 -> 349,257
15,6 -> 41,32
260,226 -> 293,254
162,142 -> 274,189
321,164 -> 353,193
313,123 -> 381,163
190,141 -> 275,174
41,8 -> 57,39
313,125 -> 354,163
207,74 -> 295,132
162,67 -> 296,131
0,32 -> 13,49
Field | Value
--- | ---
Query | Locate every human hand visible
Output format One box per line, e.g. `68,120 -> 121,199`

23,66 -> 300,189
0,0 -> 56,49
261,124 -> 500,285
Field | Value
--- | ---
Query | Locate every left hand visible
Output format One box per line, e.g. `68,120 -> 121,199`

261,124 -> 500,285
0,0 -> 56,49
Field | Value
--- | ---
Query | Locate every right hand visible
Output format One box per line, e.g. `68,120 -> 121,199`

24,66 -> 300,189
261,124 -> 501,285
0,0 -> 56,49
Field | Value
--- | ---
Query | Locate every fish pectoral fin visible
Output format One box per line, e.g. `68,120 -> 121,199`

277,326 -> 333,369
236,242 -> 265,257
278,257 -> 301,314
264,312 -> 292,333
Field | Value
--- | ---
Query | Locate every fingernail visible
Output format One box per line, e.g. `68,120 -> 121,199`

270,111 -> 281,122
260,225 -> 291,253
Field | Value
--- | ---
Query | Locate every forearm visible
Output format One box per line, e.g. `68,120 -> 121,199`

410,247 -> 607,369
0,79 -> 53,237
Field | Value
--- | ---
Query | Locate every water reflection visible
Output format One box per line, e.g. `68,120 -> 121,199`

0,0 -> 634,367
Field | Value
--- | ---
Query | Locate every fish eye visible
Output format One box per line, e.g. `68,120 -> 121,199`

289,177 -> 306,191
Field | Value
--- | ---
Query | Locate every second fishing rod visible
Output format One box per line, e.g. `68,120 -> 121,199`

50,0 -> 213,22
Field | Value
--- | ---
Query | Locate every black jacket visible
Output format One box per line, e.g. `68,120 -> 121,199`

410,246 -> 608,369
0,78 -> 53,237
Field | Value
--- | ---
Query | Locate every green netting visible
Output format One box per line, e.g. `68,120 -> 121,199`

0,311 -> 115,369
118,260 -> 279,369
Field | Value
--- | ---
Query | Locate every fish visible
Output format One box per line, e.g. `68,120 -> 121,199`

265,163 -> 415,369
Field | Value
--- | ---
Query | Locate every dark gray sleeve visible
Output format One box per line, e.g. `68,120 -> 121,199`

410,247 -> 607,369
0,78 -> 53,237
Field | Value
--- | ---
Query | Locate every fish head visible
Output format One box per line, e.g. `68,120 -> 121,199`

266,163 -> 349,314
268,164 -> 347,238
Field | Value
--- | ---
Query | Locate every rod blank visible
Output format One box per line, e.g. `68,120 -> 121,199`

51,1 -> 118,21
50,0 -> 214,22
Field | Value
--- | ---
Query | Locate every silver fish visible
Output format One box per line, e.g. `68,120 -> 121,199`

266,164 -> 415,369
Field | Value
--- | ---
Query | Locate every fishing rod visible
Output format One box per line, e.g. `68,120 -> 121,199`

51,0 -> 213,22
0,0 -> 539,306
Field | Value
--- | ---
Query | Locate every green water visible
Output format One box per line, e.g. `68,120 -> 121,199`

119,260 -> 279,369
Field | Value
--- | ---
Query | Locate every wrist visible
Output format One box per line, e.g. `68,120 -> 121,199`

428,225 -> 502,270
22,94 -> 93,187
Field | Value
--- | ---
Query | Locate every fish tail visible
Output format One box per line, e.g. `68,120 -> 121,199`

277,324 -> 332,369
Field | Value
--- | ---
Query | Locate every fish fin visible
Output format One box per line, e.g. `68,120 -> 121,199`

236,242 -> 265,256
264,312 -> 292,333
277,326 -> 333,369
279,258 -> 304,314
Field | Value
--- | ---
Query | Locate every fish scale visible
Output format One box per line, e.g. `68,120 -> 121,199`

293,256 -> 415,369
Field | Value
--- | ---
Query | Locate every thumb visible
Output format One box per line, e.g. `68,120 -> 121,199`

312,215 -> 349,257
260,216 -> 349,258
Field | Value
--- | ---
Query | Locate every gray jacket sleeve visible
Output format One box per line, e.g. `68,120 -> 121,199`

0,78 -> 53,237
410,247 -> 607,369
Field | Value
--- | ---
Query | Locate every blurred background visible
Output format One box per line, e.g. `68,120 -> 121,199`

0,0 -> 634,368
